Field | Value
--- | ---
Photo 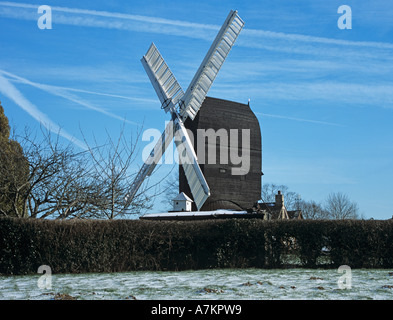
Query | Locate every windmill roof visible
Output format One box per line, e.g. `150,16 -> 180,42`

172,192 -> 193,202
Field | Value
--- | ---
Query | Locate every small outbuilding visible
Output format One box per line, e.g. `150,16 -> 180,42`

172,192 -> 193,212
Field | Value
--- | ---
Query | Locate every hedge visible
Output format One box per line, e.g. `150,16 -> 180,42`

1,217 -> 393,275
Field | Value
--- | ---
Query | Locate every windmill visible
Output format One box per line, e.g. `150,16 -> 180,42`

124,10 -> 244,211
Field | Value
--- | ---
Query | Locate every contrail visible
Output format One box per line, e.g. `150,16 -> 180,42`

1,1 -> 393,50
46,87 -> 157,104
0,70 -> 142,127
0,73 -> 87,149
0,70 -> 348,129
241,28 -> 393,50
0,1 -> 218,30
10,75 -> 156,103
255,112 -> 345,127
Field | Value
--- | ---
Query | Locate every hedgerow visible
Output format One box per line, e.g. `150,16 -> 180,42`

1,217 -> 392,275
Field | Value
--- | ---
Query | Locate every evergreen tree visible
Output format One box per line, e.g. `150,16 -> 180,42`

0,102 -> 10,140
0,102 -> 29,217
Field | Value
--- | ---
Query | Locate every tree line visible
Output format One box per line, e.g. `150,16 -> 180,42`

0,102 -> 157,219
162,174 -> 361,220
261,183 -> 360,219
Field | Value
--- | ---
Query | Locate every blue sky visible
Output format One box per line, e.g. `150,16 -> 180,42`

0,0 -> 392,218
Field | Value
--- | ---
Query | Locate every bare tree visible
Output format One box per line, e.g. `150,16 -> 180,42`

160,166 -> 179,211
10,124 -> 158,219
324,192 -> 359,219
16,127 -> 91,219
82,125 -> 153,219
298,200 -> 328,219
261,183 -> 298,210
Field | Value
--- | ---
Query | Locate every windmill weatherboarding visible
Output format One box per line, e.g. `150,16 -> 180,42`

123,10 -> 244,211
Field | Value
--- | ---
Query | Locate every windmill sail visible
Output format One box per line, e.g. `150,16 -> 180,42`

179,10 -> 244,121
141,43 -> 184,113
123,120 -> 174,209
173,115 -> 210,210
124,116 -> 210,211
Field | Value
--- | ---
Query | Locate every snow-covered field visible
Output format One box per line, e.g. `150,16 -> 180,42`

1,268 -> 393,300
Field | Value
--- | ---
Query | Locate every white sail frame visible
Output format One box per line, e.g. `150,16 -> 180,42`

179,10 -> 244,121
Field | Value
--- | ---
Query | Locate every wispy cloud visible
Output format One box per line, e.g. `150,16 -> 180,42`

1,69 -> 347,128
0,1 -> 218,30
255,112 -> 345,127
1,1 -> 393,54
0,1 -> 217,40
50,87 -> 156,104
0,73 -> 86,149
1,1 -> 392,128
212,81 -> 393,109
0,70 -> 143,126
241,28 -> 393,50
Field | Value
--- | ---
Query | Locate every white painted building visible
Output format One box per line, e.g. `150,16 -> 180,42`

172,192 -> 193,212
